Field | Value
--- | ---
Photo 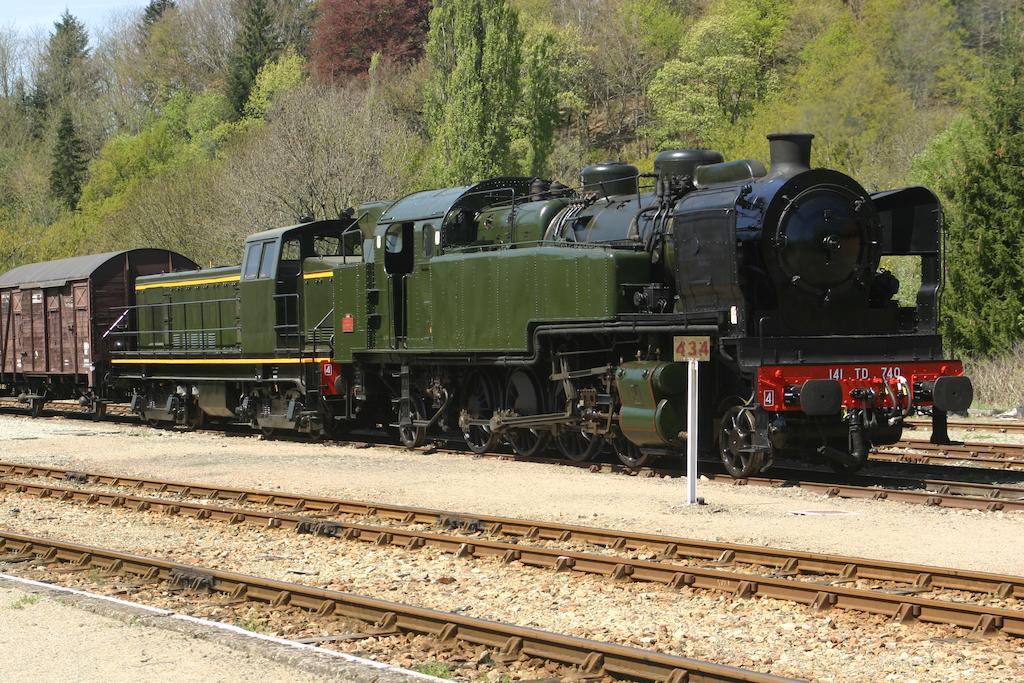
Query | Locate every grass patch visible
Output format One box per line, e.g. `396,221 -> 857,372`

412,661 -> 454,678
233,615 -> 266,632
964,342 -> 1024,411
9,594 -> 41,609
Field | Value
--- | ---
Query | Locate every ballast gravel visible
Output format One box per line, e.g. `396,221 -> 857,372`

1,414 -> 1023,574
0,491 -> 1021,683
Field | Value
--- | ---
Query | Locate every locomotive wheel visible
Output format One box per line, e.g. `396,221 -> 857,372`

260,426 -> 276,439
186,401 -> 205,431
29,399 -> 44,418
503,369 -> 550,458
718,406 -> 764,478
398,393 -> 427,449
556,428 -> 604,462
612,434 -> 657,468
461,372 -> 500,454
550,382 -> 603,462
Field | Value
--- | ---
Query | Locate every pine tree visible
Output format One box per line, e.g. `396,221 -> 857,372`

941,12 -> 1024,354
424,0 -> 522,184
140,0 -> 177,38
49,111 -> 88,210
227,0 -> 280,114
520,33 -> 559,177
41,11 -> 91,103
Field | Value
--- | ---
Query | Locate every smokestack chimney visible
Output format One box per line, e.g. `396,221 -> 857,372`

767,133 -> 814,174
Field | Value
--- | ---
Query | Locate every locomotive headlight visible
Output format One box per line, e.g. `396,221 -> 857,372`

729,305 -> 738,325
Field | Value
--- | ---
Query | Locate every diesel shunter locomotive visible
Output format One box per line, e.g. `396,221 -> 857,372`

0,133 -> 973,477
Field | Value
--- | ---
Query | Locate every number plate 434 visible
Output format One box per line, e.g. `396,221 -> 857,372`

673,336 -> 711,362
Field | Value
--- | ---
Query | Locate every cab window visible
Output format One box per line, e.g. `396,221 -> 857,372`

258,241 -> 278,279
281,238 -> 301,261
313,235 -> 343,257
243,243 -> 262,280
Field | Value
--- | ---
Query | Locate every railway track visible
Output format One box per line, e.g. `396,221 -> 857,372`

447,455 -> 1024,513
874,445 -> 1024,471
0,530 -> 787,683
4,404 -> 1024,512
1,463 -> 1023,639
905,418 -> 1024,435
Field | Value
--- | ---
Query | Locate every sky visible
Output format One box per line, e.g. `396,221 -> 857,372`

1,0 -> 149,35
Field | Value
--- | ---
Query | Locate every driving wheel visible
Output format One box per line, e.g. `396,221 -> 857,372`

398,392 -> 427,449
460,371 -> 500,454
503,369 -> 551,458
551,381 -> 603,462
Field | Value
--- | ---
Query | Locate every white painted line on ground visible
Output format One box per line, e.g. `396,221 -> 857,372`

0,572 -> 441,680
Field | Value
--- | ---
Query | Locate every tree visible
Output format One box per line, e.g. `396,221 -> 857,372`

918,12 -> 1024,354
226,0 -> 279,114
49,111 -> 87,209
222,82 -> 424,236
310,0 -> 429,82
648,0 -> 785,149
40,11 -> 93,104
519,33 -> 559,176
424,0 -> 523,184
140,0 -> 177,38
244,47 -> 306,118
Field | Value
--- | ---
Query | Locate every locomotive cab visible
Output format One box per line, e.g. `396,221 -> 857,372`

239,218 -> 360,354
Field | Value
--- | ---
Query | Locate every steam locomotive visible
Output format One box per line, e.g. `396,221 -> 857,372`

0,132 -> 972,477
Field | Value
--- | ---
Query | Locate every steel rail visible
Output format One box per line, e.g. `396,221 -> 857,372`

892,438 -> 1024,459
873,447 -> 1024,471
2,465 -> 1024,612
743,466 -> 1024,501
905,418 -> 1024,435
0,530 -> 787,683
2,478 -> 1023,638
696,471 -> 1024,511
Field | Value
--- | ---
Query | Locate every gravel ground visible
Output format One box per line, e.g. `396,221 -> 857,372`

0,583 -> 339,682
1,415 -> 1022,574
1,489 -> 1022,682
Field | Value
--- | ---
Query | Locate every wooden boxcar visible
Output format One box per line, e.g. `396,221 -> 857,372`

0,249 -> 196,413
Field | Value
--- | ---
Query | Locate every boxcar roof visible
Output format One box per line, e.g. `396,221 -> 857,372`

0,250 -> 164,289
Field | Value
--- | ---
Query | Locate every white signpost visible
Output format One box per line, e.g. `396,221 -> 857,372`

674,335 -> 710,505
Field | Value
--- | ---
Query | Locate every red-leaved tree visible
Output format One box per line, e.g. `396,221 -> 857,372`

310,0 -> 430,82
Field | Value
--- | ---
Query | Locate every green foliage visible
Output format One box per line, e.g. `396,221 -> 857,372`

413,661 -> 453,678
244,48 -> 307,118
914,12 -> 1024,354
40,11 -> 92,104
49,111 -> 87,209
8,594 -> 41,609
621,0 -> 686,59
227,0 -> 281,114
518,32 -> 559,176
648,0 -> 787,148
424,0 -> 523,184
140,0 -> 177,37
